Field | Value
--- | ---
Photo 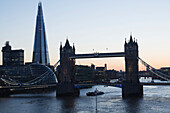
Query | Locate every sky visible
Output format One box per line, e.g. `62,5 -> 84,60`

0,0 -> 170,71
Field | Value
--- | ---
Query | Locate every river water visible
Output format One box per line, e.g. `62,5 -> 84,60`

0,85 -> 170,113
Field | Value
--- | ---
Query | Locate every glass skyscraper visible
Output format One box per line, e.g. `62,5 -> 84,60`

32,2 -> 50,65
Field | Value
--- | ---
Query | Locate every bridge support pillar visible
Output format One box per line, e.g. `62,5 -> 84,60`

0,88 -> 10,97
122,82 -> 143,98
56,82 -> 80,96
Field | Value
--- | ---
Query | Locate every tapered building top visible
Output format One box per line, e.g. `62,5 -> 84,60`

32,2 -> 50,65
64,39 -> 71,48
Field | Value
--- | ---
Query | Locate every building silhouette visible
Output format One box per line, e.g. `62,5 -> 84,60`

124,35 -> 139,83
0,42 -> 57,85
60,39 -> 75,83
0,2 -> 57,86
32,2 -> 50,65
2,41 -> 24,66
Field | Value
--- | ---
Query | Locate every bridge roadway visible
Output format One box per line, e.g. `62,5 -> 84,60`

75,82 -> 170,87
1,82 -> 170,90
0,84 -> 57,90
0,84 -> 57,96
141,82 -> 170,85
69,52 -> 125,59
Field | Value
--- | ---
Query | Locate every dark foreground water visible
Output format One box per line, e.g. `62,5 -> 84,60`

0,85 -> 170,113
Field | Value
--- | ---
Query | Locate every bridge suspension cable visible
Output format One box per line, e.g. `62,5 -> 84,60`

0,77 -> 20,85
138,57 -> 170,81
53,60 -> 60,72
23,70 -> 51,85
54,60 -> 60,68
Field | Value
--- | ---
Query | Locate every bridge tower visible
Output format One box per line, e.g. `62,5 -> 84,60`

122,35 -> 143,98
56,39 -> 79,96
60,39 -> 75,83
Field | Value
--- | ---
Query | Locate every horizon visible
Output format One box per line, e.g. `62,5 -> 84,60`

0,0 -> 170,71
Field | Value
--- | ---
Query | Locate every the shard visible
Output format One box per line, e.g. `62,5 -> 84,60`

32,2 -> 50,65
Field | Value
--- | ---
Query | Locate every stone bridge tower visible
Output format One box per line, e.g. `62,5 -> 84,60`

122,35 -> 143,98
60,39 -> 75,83
56,39 -> 79,96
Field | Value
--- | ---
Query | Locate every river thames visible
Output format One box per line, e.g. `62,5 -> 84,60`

0,85 -> 170,113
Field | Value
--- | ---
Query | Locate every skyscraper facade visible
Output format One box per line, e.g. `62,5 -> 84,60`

32,2 -> 50,65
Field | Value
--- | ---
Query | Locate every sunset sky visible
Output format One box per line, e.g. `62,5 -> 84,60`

0,0 -> 170,71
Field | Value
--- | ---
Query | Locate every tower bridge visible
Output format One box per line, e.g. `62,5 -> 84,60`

69,52 -> 125,59
1,2 -> 170,98
56,35 -> 143,98
1,34 -> 169,98
56,35 -> 170,98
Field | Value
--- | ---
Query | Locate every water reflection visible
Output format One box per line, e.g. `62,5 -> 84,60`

0,86 -> 170,113
58,96 -> 76,113
124,97 -> 142,113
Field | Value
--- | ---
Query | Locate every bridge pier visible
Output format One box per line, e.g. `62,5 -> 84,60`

122,82 -> 143,98
56,82 -> 79,96
0,88 -> 10,97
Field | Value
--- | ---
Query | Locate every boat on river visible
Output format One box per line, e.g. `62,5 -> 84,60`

86,89 -> 104,96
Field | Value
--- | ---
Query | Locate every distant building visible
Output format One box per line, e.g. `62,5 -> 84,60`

160,67 -> 170,76
96,64 -> 107,71
32,2 -> 50,65
75,65 -> 94,82
74,63 -> 120,82
95,64 -> 107,80
0,42 -> 57,85
106,69 -> 118,79
2,41 -> 24,66
138,71 -> 151,77
0,2 -> 57,86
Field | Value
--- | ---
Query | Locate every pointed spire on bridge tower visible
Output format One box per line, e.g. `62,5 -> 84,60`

60,42 -> 62,50
64,38 -> 71,48
73,43 -> 75,53
124,38 -> 127,46
130,32 -> 133,42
